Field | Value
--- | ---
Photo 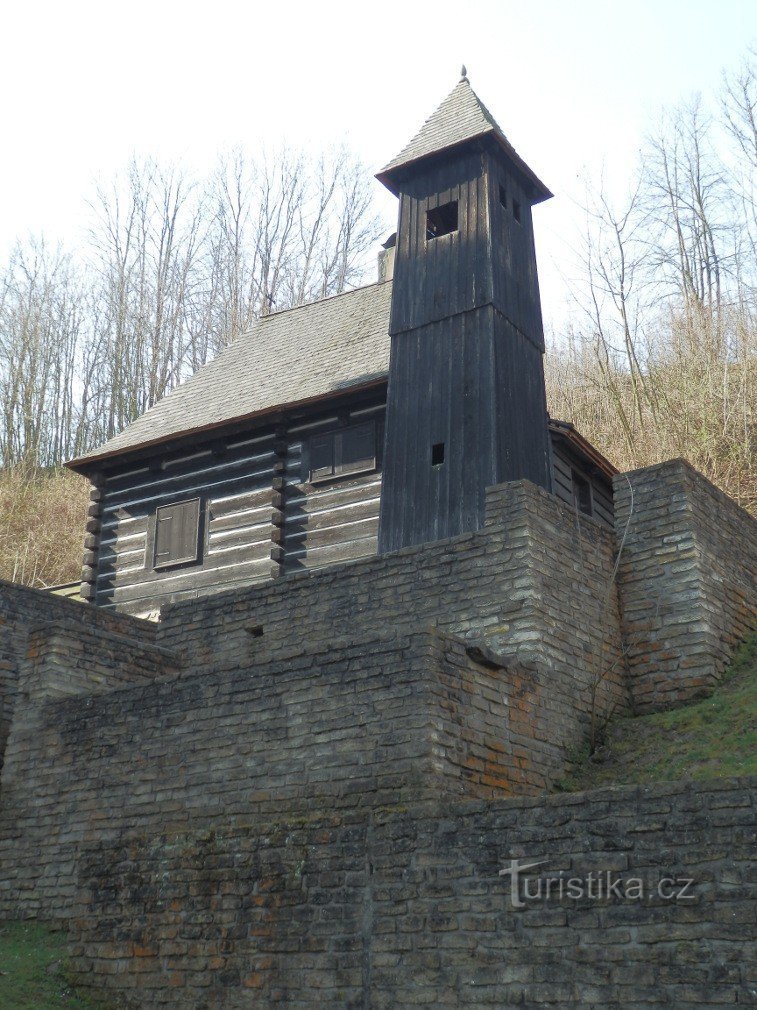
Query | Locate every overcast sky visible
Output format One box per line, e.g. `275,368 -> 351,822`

1,0 -> 755,333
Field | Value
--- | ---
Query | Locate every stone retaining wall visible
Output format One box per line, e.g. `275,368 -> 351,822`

158,478 -> 628,744
0,630 -> 560,920
0,580 -> 154,768
0,460 -> 754,1008
66,777 -> 756,1009
614,459 -> 756,712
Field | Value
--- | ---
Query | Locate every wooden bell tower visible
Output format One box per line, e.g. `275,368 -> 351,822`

377,71 -> 554,553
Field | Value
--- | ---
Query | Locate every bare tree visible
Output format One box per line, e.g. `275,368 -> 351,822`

0,239 -> 87,468
550,65 -> 756,514
85,158 -> 207,441
203,145 -> 381,351
0,143 -> 383,474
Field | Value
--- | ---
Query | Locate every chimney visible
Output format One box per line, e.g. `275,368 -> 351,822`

377,232 -> 396,282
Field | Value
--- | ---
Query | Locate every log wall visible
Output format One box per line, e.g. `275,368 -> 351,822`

280,403 -> 384,574
90,398 -> 386,617
551,436 -> 615,529
94,432 -> 276,617
88,398 -> 612,618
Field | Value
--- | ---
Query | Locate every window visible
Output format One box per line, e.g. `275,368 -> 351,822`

426,200 -> 458,240
571,470 -> 593,517
308,422 -> 377,483
309,433 -> 335,481
512,199 -> 522,224
154,498 -> 202,569
431,442 -> 445,466
499,184 -> 507,209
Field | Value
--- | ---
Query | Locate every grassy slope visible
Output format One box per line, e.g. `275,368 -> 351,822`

0,468 -> 89,588
558,634 -> 757,792
0,923 -> 112,1010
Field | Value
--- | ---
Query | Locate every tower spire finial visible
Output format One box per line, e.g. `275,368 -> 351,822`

460,64 -> 467,82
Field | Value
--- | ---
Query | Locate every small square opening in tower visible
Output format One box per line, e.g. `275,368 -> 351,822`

431,442 -> 445,466
512,199 -> 522,224
426,201 -> 458,240
499,184 -> 507,209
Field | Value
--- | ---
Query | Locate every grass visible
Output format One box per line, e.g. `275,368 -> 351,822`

0,922 -> 113,1010
557,633 -> 757,792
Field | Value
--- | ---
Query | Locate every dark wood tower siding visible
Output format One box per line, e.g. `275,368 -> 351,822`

378,141 -> 552,554
387,151 -> 494,333
487,151 -> 546,349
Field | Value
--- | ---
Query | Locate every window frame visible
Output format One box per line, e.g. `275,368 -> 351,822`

571,469 -> 593,518
307,420 -> 379,485
425,200 -> 459,242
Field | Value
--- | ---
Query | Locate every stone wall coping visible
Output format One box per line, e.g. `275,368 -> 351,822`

24,618 -> 182,667
615,457 -> 757,527
0,577 -> 156,637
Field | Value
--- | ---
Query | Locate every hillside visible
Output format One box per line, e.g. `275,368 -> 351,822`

0,468 -> 88,588
558,634 -> 757,792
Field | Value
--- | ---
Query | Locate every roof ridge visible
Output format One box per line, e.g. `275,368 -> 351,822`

253,278 -> 391,329
466,81 -> 505,136
68,278 -> 394,470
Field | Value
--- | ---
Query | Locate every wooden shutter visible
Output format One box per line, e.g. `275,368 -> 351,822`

336,422 -> 376,476
154,498 -> 201,568
309,434 -> 335,481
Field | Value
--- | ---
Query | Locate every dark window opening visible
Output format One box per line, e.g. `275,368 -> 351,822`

245,623 -> 264,638
308,421 -> 377,483
340,422 -> 376,475
426,200 -> 458,240
154,497 -> 201,569
432,442 -> 445,466
499,184 -> 507,209
512,199 -> 522,224
571,470 -> 593,517
309,432 -> 335,481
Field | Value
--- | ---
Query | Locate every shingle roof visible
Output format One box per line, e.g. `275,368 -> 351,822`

376,77 -> 551,202
67,274 -> 614,478
69,281 -> 393,470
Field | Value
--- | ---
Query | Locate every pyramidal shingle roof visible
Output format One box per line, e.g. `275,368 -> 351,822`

380,78 -> 498,174
376,76 -> 551,202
